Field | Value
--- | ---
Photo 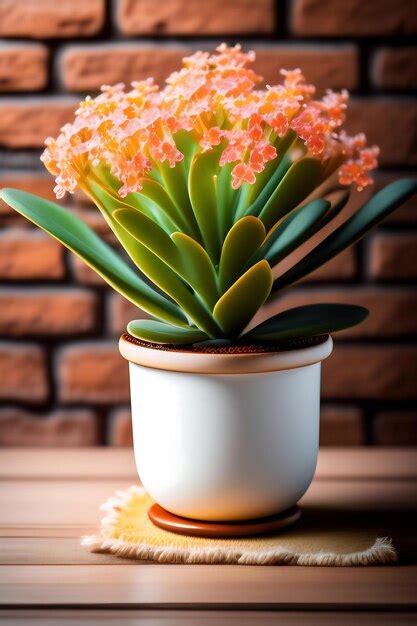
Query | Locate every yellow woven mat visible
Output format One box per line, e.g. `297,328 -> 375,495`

82,486 -> 397,566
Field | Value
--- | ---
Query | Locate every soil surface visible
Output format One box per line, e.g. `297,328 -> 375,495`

121,333 -> 329,354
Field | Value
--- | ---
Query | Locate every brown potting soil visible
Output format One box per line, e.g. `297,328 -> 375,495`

121,332 -> 328,355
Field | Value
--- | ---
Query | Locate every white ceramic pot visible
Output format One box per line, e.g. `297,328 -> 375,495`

119,335 -> 333,522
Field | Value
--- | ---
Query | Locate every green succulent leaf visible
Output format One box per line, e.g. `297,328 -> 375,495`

272,178 -> 417,293
86,176 -> 155,225
189,149 -> 221,262
219,216 -> 266,292
260,199 -> 331,268
119,240 -> 220,338
216,161 -> 238,240
0,188 -> 187,327
243,303 -> 369,341
258,158 -> 322,231
114,207 -> 179,268
127,178 -> 191,235
237,130 -> 297,220
174,129 -> 200,173
127,319 -> 208,345
319,188 -> 351,228
171,232 -> 219,310
213,260 -> 273,336
114,208 -> 219,310
156,160 -> 201,240
111,209 -> 219,337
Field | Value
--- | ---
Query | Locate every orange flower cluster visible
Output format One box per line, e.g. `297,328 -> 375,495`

41,44 -> 378,198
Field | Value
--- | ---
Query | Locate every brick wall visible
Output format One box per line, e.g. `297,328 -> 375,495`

0,0 -> 416,447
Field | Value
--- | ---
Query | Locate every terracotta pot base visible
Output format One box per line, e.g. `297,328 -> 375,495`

148,503 -> 301,538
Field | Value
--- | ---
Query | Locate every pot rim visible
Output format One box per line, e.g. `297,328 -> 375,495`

119,333 -> 333,375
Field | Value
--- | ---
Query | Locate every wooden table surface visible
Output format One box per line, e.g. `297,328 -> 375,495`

0,447 -> 416,625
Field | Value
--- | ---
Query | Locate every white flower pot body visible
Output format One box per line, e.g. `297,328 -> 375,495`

120,336 -> 333,522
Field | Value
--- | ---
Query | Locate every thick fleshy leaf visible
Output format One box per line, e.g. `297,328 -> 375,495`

85,177 -> 159,231
127,178 -> 191,235
157,160 -> 201,240
272,178 -> 417,293
236,130 -> 298,220
171,232 -> 219,310
219,216 -> 266,292
0,188 -> 187,327
127,319 -> 208,345
258,158 -> 322,231
114,208 -> 219,310
114,208 -> 179,268
260,199 -> 331,268
111,209 -> 219,336
317,189 -> 350,229
188,149 -> 221,262
243,304 -> 369,341
174,129 -> 200,173
213,260 -> 273,336
116,239 -> 220,337
216,162 -> 238,241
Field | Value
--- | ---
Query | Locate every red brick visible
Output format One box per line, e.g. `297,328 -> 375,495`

0,43 -> 48,92
0,343 -> 48,403
108,294 -> 150,336
0,173 -> 56,215
62,43 -> 358,94
0,0 -> 104,38
0,408 -> 99,446
322,345 -> 417,401
307,249 -> 357,282
262,287 -> 417,339
109,408 -> 133,446
255,46 -> 358,91
346,99 -> 417,166
292,0 -> 417,36
0,289 -> 97,336
0,98 -> 77,148
373,48 -> 417,91
373,411 -> 417,445
117,0 -> 275,36
58,342 -> 129,404
0,229 -> 65,280
368,233 -> 417,280
62,44 -> 187,91
320,406 -> 365,446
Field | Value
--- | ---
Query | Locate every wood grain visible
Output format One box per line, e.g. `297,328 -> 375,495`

0,610 -> 416,625
0,448 -> 416,622
1,478 -> 415,531
1,563 -> 417,607
0,609 -> 416,626
1,447 -> 416,480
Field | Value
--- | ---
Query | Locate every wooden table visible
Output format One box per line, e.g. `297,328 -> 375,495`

0,448 -> 416,625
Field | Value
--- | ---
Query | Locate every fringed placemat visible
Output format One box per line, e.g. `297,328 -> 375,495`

82,487 -> 397,566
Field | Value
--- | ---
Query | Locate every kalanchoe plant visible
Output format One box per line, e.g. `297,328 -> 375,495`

1,44 -> 416,345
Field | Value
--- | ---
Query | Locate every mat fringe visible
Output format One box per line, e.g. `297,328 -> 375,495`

82,486 -> 398,566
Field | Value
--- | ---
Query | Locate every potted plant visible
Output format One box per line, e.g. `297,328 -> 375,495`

1,45 -> 415,523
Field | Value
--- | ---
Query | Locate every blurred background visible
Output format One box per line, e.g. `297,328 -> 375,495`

0,0 -> 416,447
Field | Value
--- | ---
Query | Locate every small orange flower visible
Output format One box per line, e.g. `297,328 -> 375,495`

41,44 -> 378,199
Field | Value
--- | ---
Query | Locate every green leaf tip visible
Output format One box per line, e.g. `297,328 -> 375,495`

127,319 -> 208,345
244,303 -> 369,342
0,187 -> 187,327
272,177 -> 417,293
213,260 -> 273,336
